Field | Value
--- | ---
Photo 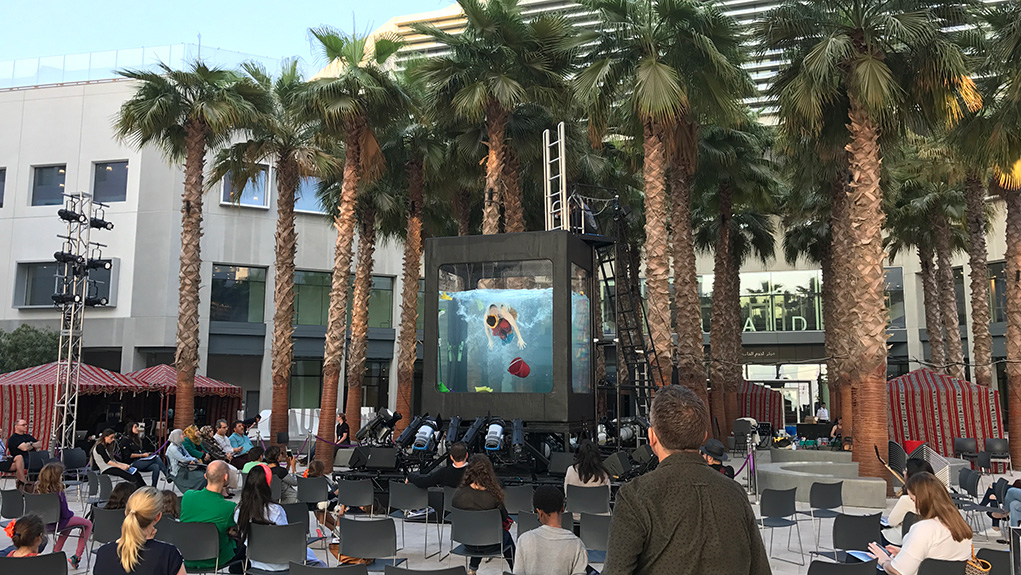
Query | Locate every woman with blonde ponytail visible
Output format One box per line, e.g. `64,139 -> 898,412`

93,486 -> 187,575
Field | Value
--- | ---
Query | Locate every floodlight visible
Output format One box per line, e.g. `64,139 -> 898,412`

412,417 -> 440,452
395,415 -> 423,449
52,293 -> 81,305
461,416 -> 487,449
485,418 -> 506,452
87,258 -> 112,270
89,217 -> 114,230
510,418 -> 524,454
54,251 -> 84,265
444,416 -> 462,445
58,209 -> 87,224
85,296 -> 108,307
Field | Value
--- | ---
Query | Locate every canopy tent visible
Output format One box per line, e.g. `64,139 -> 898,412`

738,380 -> 784,431
127,364 -> 242,398
0,362 -> 156,450
888,368 -> 1004,457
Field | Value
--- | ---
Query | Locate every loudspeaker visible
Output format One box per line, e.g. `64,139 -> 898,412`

348,446 -> 370,469
548,452 -> 573,476
603,451 -> 632,479
366,448 -> 399,470
277,432 -> 289,445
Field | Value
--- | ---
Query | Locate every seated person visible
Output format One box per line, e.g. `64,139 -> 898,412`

118,420 -> 170,487
514,486 -> 588,575
180,461 -> 242,572
235,466 -> 325,571
263,445 -> 298,503
93,487 -> 186,575
92,428 -> 146,488
0,428 -> 27,484
241,447 -> 265,474
408,441 -> 469,488
565,440 -> 610,490
700,438 -> 735,479
884,459 -> 934,545
452,455 -> 515,575
183,425 -> 210,463
868,472 -> 972,575
166,429 -> 206,492
2,514 -> 46,558
161,490 -> 181,519
199,425 -> 240,490
7,419 -> 44,488
214,419 -> 247,467
230,420 -> 256,457
105,482 -> 139,510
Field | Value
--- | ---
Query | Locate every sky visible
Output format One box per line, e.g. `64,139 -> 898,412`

2,0 -> 453,66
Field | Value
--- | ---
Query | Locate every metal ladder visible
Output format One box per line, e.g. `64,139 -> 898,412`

543,122 -> 567,231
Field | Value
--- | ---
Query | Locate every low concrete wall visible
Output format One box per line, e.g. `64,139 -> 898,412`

757,460 -> 888,508
770,449 -> 853,464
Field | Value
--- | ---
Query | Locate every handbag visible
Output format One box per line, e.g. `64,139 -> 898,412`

966,546 -> 991,575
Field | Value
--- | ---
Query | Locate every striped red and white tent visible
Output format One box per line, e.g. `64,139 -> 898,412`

0,362 -> 156,449
127,364 -> 242,398
738,380 -> 784,430
888,368 -> 1004,457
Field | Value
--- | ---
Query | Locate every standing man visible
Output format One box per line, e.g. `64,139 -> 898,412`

229,420 -> 255,457
603,385 -> 770,575
816,402 -> 829,421
180,460 -> 241,571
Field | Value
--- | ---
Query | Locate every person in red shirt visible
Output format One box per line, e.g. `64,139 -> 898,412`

485,304 -> 526,350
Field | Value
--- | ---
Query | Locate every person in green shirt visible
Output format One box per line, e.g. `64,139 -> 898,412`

180,460 -> 240,571
240,447 -> 265,475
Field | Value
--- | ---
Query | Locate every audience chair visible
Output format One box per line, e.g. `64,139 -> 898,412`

757,488 -> 804,565
798,481 -> 844,552
246,522 -> 308,575
917,558 -> 967,575
977,451 -> 994,474
270,475 -> 283,503
435,485 -> 458,560
90,506 -> 127,557
297,476 -> 330,505
86,472 -> 113,513
825,513 -> 881,563
977,548 -> 1010,575
986,438 -> 1012,472
383,567 -> 466,575
580,512 -> 612,564
281,502 -> 329,563
959,472 -> 999,536
0,551 -> 68,575
516,511 -> 540,538
160,519 -> 234,573
387,481 -> 434,557
503,485 -> 534,516
335,479 -> 375,519
24,492 -> 62,536
1,488 -> 24,521
806,559 -> 878,575
953,438 -> 978,463
60,447 -> 90,502
26,451 -> 50,482
565,484 -> 610,515
448,508 -> 505,572
337,516 -> 406,570
290,563 -> 369,575
902,511 -> 919,541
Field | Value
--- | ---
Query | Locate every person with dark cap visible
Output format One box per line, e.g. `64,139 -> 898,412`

700,438 -> 735,479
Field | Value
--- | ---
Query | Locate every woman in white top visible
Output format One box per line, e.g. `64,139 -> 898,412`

564,439 -> 610,490
869,471 -> 973,575
235,464 -> 324,572
884,458 -> 935,545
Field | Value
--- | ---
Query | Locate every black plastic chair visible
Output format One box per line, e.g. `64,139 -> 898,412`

827,513 -> 881,563
0,551 -> 68,575
986,438 -> 1012,472
503,485 -> 534,515
160,519 -> 230,574
291,563 -> 369,574
977,548 -> 1010,575
26,451 -> 50,481
580,512 -> 611,563
798,481 -> 843,552
383,567 -> 467,575
280,501 -> 328,558
1,488 -> 24,520
448,508 -> 505,572
247,522 -> 308,575
90,507 -> 126,557
516,511 -> 540,538
24,492 -> 61,535
918,558 -> 967,575
953,438 -> 978,462
977,451 -> 993,474
337,516 -> 405,570
806,559 -> 878,575
757,488 -> 804,565
959,472 -> 999,535
565,484 -> 610,515
336,479 -> 375,518
387,481 -> 434,557
86,471 -> 113,512
297,476 -> 330,504
902,511 -> 919,540
61,447 -> 90,501
270,475 -> 282,503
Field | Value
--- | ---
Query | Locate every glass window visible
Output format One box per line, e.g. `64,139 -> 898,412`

990,262 -> 1007,323
294,270 -> 331,326
16,262 -> 112,307
601,279 -> 617,335
698,275 -> 713,333
221,165 -> 268,208
93,161 -> 128,203
289,359 -> 323,409
437,260 -> 554,393
571,263 -> 592,393
32,165 -> 66,206
0,168 -> 6,207
359,360 -> 389,410
347,276 -> 395,328
885,267 -> 906,329
210,265 -> 266,322
294,177 -> 325,213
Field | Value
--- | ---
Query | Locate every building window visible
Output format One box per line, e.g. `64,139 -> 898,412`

289,359 -> 323,409
32,165 -> 66,206
885,267 -> 906,329
990,261 -> 1007,323
347,276 -> 395,329
0,168 -> 6,208
93,161 -> 128,203
294,270 -> 331,326
15,262 -> 113,307
360,360 -> 389,410
210,265 -> 266,322
221,165 -> 269,208
294,177 -> 326,213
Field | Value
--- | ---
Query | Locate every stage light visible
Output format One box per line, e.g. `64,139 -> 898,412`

356,408 -> 397,443
461,416 -> 487,449
510,418 -> 524,454
58,209 -> 87,224
86,258 -> 112,270
52,293 -> 81,305
89,217 -> 114,230
395,415 -> 423,449
444,416 -> 462,445
84,296 -> 108,307
485,418 -> 506,452
413,417 -> 440,452
54,251 -> 84,265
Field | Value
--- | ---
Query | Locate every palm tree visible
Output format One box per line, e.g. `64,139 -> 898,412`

413,0 -> 579,235
693,120 -> 780,437
761,0 -> 980,479
209,60 -> 339,446
576,0 -> 752,407
115,62 -> 266,430
302,28 -> 407,463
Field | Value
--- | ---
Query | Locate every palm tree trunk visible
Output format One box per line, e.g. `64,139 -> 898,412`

965,173 -> 992,386
346,203 -> 377,435
643,119 -> 673,389
668,124 -> 708,408
503,149 -> 524,233
845,100 -> 889,481
316,116 -> 364,466
395,157 -> 424,434
710,182 -> 736,438
270,156 -> 299,446
934,213 -> 965,379
174,118 -> 208,430
723,252 -> 742,438
483,101 -> 508,235
456,188 -> 471,237
919,243 -> 946,373
1004,190 -> 1021,463
829,173 -> 854,438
